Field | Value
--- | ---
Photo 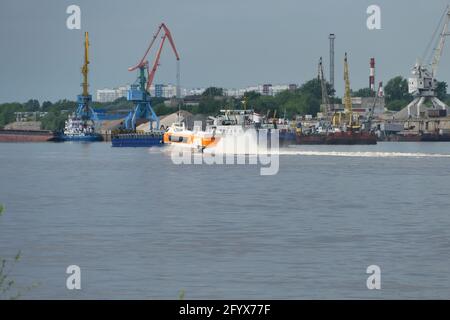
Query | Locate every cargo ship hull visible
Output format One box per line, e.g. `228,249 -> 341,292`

0,129 -> 56,142
112,132 -> 163,147
55,134 -> 103,142
296,131 -> 377,145
384,133 -> 450,142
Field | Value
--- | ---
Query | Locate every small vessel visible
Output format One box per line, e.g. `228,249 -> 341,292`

383,130 -> 450,142
57,114 -> 102,142
295,124 -> 377,145
0,129 -> 56,142
163,121 -> 217,151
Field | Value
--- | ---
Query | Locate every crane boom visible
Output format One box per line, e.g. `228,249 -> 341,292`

128,23 -> 180,95
431,6 -> 450,78
128,23 -> 180,72
318,57 -> 330,113
147,35 -> 167,91
82,32 -> 89,96
343,52 -> 352,125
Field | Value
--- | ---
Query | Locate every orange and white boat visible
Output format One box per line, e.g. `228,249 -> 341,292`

163,122 -> 218,151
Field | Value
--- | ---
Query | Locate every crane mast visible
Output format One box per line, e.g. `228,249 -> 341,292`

82,31 -> 89,97
343,52 -> 353,126
318,57 -> 330,116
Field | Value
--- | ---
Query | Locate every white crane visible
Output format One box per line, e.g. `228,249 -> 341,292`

404,5 -> 450,118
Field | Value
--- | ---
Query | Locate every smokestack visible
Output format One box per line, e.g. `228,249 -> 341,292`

329,34 -> 335,94
369,58 -> 375,95
378,81 -> 384,97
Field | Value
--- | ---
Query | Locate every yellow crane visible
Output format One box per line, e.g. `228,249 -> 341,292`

343,52 -> 353,127
75,31 -> 96,120
333,52 -> 360,128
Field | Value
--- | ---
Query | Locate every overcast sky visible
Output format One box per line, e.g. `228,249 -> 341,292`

1,0 -> 450,103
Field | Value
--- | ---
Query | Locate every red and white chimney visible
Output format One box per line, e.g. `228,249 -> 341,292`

369,58 -> 375,94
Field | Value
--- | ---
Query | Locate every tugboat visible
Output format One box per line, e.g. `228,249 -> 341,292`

58,113 -> 102,142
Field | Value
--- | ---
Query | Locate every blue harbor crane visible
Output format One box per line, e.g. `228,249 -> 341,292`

124,23 -> 180,131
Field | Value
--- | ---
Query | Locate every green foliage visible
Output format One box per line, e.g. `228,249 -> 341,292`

352,87 -> 373,97
153,103 -> 173,116
0,103 -> 23,128
23,99 -> 40,111
40,111 -> 67,131
92,97 -> 134,111
384,76 -> 412,102
383,76 -> 414,111
178,289 -> 185,300
386,99 -> 410,111
0,205 -> 32,299
237,79 -> 324,118
202,87 -> 224,97
39,100 -> 78,131
436,81 -> 448,101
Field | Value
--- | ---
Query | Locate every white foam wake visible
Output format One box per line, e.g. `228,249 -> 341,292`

267,150 -> 450,158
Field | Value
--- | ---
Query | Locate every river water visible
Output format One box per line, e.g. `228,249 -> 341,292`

0,141 -> 450,299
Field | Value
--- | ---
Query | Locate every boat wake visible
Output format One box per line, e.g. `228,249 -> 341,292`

154,129 -> 450,159
273,150 -> 450,158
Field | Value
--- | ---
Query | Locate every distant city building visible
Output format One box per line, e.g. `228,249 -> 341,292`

96,83 -> 297,102
154,84 -> 164,98
186,88 -> 206,96
271,84 -> 290,95
96,85 -> 130,102
224,84 -> 293,98
14,111 -> 48,122
262,84 -> 272,96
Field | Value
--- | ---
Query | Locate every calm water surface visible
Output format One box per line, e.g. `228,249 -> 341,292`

0,142 -> 450,299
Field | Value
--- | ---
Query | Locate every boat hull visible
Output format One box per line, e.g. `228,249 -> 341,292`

0,129 -> 56,142
296,131 -> 377,145
112,133 -> 163,147
384,133 -> 450,142
55,134 -> 103,142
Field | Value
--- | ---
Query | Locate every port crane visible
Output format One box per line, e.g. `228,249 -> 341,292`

405,5 -> 450,118
318,57 -> 331,117
124,23 -> 180,130
76,32 -> 97,121
333,53 -> 358,129
365,81 -> 383,130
